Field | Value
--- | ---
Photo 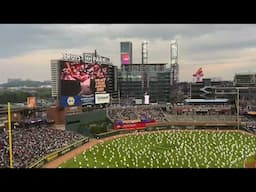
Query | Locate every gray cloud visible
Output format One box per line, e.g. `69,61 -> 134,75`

0,24 -> 256,83
0,24 -> 226,58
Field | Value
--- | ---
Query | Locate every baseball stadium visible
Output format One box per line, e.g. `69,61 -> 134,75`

1,48 -> 256,169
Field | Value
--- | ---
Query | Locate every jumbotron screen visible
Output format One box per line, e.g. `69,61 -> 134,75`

60,61 -> 109,106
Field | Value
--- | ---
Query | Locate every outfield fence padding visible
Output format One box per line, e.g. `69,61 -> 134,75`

28,137 -> 89,168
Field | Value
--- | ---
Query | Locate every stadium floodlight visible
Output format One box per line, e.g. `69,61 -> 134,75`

213,86 -> 256,130
235,87 -> 251,130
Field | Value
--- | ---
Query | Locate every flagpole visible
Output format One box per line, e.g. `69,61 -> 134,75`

8,102 -> 13,168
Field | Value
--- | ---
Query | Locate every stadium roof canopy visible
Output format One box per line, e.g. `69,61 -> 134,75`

185,99 -> 229,103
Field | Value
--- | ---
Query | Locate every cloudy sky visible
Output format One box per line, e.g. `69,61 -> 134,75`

0,24 -> 256,83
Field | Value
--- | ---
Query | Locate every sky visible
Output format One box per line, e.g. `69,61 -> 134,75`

0,24 -> 256,83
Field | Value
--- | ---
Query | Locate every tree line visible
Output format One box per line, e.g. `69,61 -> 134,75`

0,89 -> 51,104
0,80 -> 51,88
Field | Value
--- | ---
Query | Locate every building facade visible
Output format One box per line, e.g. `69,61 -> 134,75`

190,78 -> 234,99
120,42 -> 133,65
50,60 -> 61,100
189,77 -> 256,111
234,73 -> 256,87
119,63 -> 171,103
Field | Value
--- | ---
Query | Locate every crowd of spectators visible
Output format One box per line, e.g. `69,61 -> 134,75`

241,116 -> 256,134
0,126 -> 84,168
165,114 -> 237,122
107,104 -> 238,123
165,104 -> 236,122
167,104 -> 233,115
107,105 -> 167,122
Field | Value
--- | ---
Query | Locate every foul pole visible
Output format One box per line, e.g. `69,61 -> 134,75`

7,102 -> 13,168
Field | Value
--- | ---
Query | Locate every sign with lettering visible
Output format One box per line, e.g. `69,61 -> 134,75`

95,93 -> 110,104
62,52 -> 111,65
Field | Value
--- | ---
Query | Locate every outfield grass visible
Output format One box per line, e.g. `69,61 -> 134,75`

60,131 -> 256,168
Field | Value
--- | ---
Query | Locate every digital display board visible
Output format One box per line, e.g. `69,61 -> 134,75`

95,93 -> 110,104
27,97 -> 36,108
144,95 -> 149,104
60,61 -> 109,107
121,53 -> 130,65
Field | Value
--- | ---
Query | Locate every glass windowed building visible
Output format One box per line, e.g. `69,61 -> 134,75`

120,42 -> 133,65
119,63 -> 171,103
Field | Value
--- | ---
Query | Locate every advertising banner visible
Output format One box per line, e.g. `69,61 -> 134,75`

81,94 -> 95,105
114,122 -> 146,129
61,96 -> 82,107
27,97 -> 36,108
135,99 -> 143,105
121,53 -> 130,65
46,152 -> 59,162
144,95 -> 149,104
122,119 -> 141,124
95,93 -> 110,104
95,78 -> 107,93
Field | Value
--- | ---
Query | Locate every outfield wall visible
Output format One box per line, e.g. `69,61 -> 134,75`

94,122 -> 240,139
65,110 -> 113,137
28,137 -> 89,168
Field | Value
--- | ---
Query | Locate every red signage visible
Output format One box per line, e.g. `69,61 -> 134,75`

114,122 -> 146,130
121,53 -> 130,65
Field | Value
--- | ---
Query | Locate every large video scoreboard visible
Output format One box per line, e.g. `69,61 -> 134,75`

59,52 -> 111,107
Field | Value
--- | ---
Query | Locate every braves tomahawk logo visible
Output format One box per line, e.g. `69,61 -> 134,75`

193,67 -> 204,82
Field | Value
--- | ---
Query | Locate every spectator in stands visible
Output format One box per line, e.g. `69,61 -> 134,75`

0,126 -> 84,168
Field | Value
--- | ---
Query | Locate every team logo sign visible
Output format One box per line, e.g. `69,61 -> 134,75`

61,96 -> 82,107
67,96 -> 75,106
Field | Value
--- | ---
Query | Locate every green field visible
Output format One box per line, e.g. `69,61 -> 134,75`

60,131 -> 256,168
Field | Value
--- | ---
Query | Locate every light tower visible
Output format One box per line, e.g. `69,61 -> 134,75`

142,41 -> 148,64
170,40 -> 179,86
142,41 -> 149,99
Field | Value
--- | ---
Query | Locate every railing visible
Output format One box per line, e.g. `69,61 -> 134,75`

28,137 -> 89,168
